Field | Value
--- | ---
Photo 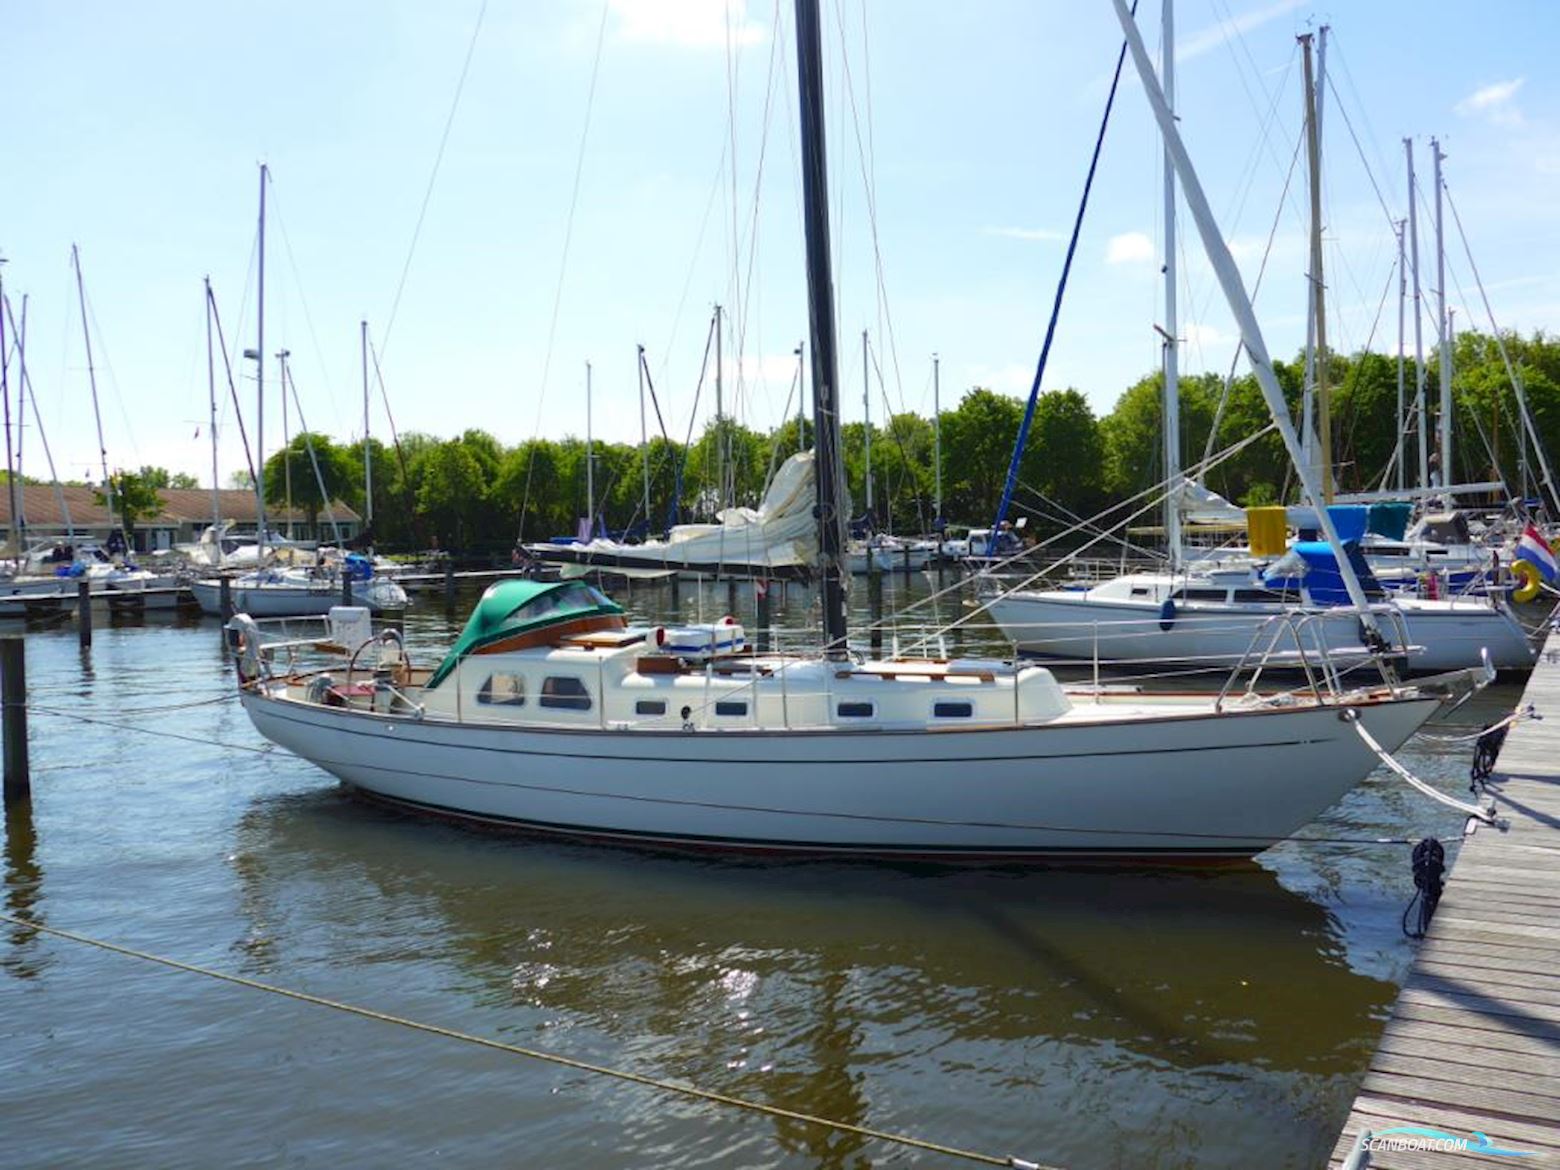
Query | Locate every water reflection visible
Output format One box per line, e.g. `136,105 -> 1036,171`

2,799 -> 46,979
229,789 -> 1398,1167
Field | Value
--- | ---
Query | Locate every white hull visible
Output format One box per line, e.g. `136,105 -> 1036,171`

242,685 -> 1437,859
847,546 -> 933,573
192,577 -> 408,617
986,590 -> 1533,672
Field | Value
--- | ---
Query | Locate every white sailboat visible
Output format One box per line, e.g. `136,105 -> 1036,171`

985,30 -> 1532,674
230,0 -> 1465,862
190,170 -> 407,619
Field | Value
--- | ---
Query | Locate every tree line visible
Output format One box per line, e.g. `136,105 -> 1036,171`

74,328 -> 1560,553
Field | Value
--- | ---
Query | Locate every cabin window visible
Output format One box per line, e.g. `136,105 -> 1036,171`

933,700 -> 973,718
1130,587 -> 1151,597
477,673 -> 527,707
635,699 -> 667,716
1230,589 -> 1281,603
836,701 -> 875,718
539,676 -> 592,711
714,700 -> 748,716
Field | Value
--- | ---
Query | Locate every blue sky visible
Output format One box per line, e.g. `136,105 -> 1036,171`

4,0 -> 1559,487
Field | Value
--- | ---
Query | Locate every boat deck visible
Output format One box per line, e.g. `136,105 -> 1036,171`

1328,632 -> 1560,1167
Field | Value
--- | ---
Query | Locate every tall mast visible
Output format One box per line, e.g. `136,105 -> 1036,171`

1112,0 -> 1379,624
1405,140 -> 1428,493
1161,0 -> 1182,566
13,293 -> 26,551
72,244 -> 115,533
1433,137 -> 1452,489
361,320 -> 372,537
932,352 -> 942,529
861,329 -> 873,524
794,0 -> 848,656
1300,32 -> 1332,502
278,348 -> 292,537
1394,220 -> 1407,491
585,360 -> 594,537
256,163 -> 268,560
637,344 -> 651,528
0,264 -> 17,557
4,295 -> 68,539
713,303 -> 727,510
207,278 -> 220,535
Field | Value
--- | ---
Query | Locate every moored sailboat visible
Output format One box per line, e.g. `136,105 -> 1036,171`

231,0 -> 1466,862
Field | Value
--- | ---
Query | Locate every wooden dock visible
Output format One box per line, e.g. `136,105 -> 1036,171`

1329,633 -> 1560,1167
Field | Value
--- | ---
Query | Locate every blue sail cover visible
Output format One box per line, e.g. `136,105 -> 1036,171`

1263,541 -> 1385,607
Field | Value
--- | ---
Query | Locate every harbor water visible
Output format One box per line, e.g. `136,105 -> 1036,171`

0,574 -> 1521,1168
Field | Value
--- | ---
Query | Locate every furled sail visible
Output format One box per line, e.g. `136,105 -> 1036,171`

527,450 -> 819,579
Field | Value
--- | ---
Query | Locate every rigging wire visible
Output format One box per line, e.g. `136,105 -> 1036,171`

379,0 -> 488,361
519,0 -> 611,539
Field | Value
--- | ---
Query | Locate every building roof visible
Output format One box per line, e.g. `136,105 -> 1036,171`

0,484 -> 361,529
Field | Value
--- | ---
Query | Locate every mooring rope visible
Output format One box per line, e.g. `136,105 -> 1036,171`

1343,711 -> 1497,824
0,913 -> 1054,1170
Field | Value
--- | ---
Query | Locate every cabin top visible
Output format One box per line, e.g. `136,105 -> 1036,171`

426,580 -> 625,688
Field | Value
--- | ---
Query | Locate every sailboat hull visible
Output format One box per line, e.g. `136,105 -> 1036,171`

242,686 -> 1437,859
986,591 -> 1533,672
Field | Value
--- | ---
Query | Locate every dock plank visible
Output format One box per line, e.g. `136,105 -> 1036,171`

1331,632 -> 1560,1165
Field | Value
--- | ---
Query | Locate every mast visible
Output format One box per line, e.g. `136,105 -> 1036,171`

713,303 -> 727,510
72,244 -> 116,534
278,348 -> 292,537
794,0 -> 848,656
932,352 -> 942,529
256,163 -> 268,561
1404,221 -> 1416,496
861,329 -> 873,525
1433,137 -> 1452,490
1405,140 -> 1428,493
585,360 -> 594,537
13,292 -> 26,551
1161,0 -> 1182,566
796,341 -> 806,453
4,296 -> 69,538
207,278 -> 220,535
0,264 -> 16,557
638,344 -> 651,529
361,320 -> 372,538
1111,0 -> 1379,625
1300,32 -> 1332,502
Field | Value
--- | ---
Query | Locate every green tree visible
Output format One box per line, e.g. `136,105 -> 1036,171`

261,432 -> 356,533
95,468 -> 164,543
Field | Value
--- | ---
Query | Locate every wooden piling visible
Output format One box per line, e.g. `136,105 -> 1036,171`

2,637 -> 29,805
443,557 -> 456,609
726,576 -> 738,617
342,571 -> 354,608
218,575 -> 234,623
76,579 -> 92,649
868,565 -> 883,656
755,583 -> 771,653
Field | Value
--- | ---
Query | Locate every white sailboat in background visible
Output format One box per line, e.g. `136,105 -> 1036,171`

189,167 -> 407,618
227,0 -> 1467,862
985,28 -> 1533,674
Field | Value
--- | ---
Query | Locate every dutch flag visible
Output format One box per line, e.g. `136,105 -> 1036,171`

1518,523 -> 1558,582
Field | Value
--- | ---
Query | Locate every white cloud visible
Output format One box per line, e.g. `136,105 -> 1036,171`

1178,0 -> 1305,64
1106,231 -> 1155,265
1184,322 -> 1228,349
1455,77 -> 1525,125
983,225 -> 1066,243
965,362 -> 1034,398
610,0 -> 765,49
